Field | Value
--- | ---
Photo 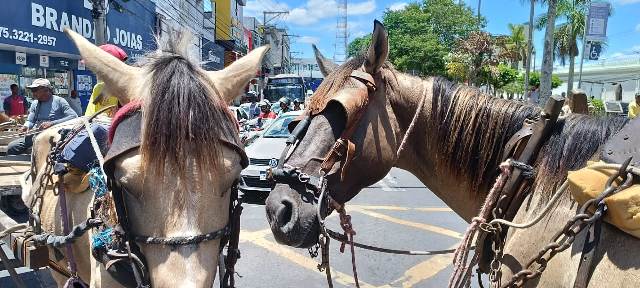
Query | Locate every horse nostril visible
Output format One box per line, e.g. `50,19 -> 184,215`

276,199 -> 294,229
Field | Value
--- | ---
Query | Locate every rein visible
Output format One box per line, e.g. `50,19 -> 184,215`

270,67 -> 463,288
103,107 -> 245,288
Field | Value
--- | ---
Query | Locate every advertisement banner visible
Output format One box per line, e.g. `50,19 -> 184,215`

586,2 -> 610,42
0,0 -> 157,60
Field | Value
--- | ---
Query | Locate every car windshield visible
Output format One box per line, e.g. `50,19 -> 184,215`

262,115 -> 295,138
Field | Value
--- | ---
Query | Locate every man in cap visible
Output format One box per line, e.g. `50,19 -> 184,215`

84,44 -> 128,117
7,78 -> 78,155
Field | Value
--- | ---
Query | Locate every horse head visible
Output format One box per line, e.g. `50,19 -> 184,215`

265,21 -> 404,248
66,29 -> 267,287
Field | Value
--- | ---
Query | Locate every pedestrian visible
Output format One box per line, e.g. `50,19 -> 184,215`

3,84 -> 29,118
7,79 -> 77,155
258,100 -> 277,120
278,97 -> 291,115
66,90 -> 83,116
629,92 -> 640,119
247,92 -> 260,118
84,44 -> 128,118
527,84 -> 539,105
293,98 -> 302,111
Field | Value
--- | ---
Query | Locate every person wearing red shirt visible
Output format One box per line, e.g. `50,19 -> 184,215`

258,100 -> 277,119
3,84 -> 28,117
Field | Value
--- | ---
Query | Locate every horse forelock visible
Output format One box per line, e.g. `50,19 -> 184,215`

136,31 -> 238,190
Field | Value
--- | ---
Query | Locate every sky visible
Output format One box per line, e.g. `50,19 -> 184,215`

243,0 -> 640,66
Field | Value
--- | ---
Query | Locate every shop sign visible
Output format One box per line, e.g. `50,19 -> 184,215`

0,0 -> 157,58
15,52 -> 27,65
202,39 -> 225,71
39,55 -> 49,67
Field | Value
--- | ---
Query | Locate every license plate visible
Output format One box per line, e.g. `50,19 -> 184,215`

259,171 -> 267,181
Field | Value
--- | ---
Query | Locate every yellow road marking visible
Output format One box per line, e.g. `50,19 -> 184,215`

241,229 -> 381,288
350,208 -> 463,239
389,244 -> 457,287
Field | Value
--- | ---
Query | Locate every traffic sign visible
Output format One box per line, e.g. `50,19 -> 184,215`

588,42 -> 602,60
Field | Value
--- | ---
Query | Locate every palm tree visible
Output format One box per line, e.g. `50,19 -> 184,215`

537,0 -> 588,96
522,0 -> 537,97
539,0 -> 557,105
507,23 -> 527,68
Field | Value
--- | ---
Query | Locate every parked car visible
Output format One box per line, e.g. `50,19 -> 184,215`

239,110 -> 303,194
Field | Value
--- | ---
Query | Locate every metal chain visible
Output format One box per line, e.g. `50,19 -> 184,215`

493,160 -> 634,288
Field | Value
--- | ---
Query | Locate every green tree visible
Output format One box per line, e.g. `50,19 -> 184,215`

526,71 -> 562,88
537,0 -> 591,96
506,24 -> 528,68
347,34 -> 372,57
381,0 -> 483,75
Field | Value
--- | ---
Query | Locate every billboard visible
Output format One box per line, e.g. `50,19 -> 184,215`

0,0 -> 157,60
586,2 -> 610,42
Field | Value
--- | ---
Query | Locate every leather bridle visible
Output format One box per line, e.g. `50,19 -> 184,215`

269,67 -> 377,220
102,109 -> 246,288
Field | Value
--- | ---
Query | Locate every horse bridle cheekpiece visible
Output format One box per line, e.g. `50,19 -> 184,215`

269,67 -> 377,220
101,107 -> 247,288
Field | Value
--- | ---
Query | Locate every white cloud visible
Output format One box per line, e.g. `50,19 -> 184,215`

245,0 -> 376,26
389,2 -> 408,11
299,36 -> 320,44
244,0 -> 290,18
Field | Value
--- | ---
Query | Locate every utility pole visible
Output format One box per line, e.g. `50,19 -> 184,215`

91,0 -> 108,45
282,34 -> 299,73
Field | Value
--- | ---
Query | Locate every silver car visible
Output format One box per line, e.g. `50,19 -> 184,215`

239,111 -> 303,194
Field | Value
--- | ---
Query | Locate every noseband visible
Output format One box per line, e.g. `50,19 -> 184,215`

101,108 -> 247,288
269,67 -> 377,219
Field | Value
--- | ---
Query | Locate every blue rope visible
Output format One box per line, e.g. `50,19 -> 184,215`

89,167 -> 108,197
91,227 -> 113,249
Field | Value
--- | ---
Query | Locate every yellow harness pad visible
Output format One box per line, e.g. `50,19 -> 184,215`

568,162 -> 640,238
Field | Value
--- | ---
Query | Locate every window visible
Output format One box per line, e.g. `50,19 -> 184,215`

203,0 -> 213,13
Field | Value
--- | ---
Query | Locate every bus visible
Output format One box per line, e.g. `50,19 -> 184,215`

263,74 -> 306,104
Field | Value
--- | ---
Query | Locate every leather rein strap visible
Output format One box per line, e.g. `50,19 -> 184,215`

319,69 -> 376,179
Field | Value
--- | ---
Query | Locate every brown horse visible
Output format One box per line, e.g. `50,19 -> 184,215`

23,29 -> 268,287
264,21 -> 640,286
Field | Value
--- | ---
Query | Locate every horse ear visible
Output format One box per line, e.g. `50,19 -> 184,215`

64,28 -> 139,104
207,45 -> 269,104
313,44 -> 338,77
364,20 -> 389,74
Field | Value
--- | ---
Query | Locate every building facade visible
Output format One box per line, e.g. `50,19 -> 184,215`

262,27 -> 290,75
213,0 -> 246,67
0,0 -> 156,109
291,57 -> 323,91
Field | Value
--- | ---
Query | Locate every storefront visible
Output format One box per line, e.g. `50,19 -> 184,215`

0,0 -> 156,111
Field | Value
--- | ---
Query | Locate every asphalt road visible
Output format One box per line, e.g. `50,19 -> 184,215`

1,168 -> 470,288
224,168 -> 469,288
